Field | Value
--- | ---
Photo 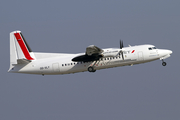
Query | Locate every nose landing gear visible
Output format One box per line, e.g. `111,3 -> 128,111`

162,59 -> 167,66
162,62 -> 167,66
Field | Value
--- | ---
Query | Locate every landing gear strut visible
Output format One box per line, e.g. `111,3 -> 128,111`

87,61 -> 98,72
162,59 -> 167,66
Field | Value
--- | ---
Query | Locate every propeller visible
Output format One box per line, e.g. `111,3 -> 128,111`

120,40 -> 124,49
119,40 -> 124,60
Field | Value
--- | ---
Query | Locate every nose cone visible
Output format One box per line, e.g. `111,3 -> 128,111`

158,49 -> 172,57
158,49 -> 173,59
168,50 -> 173,54
164,50 -> 173,55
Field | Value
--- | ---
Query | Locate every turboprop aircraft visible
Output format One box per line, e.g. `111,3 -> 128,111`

8,31 -> 172,75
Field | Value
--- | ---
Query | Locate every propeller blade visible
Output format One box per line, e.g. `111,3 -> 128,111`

120,40 -> 124,49
121,52 -> 124,60
119,40 -> 124,60
120,50 -> 124,60
122,40 -> 124,48
120,40 -> 121,49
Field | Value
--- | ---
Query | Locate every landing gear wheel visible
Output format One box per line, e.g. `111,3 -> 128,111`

88,66 -> 96,72
162,62 -> 167,66
92,69 -> 96,72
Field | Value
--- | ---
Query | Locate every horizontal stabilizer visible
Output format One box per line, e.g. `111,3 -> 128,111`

17,59 -> 31,64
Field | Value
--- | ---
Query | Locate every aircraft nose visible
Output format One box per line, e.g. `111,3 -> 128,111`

164,50 -> 173,55
168,50 -> 173,54
158,49 -> 172,57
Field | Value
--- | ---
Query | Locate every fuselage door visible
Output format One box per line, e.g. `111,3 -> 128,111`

138,51 -> 144,61
52,63 -> 60,72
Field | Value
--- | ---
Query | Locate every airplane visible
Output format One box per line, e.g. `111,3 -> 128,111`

8,30 -> 173,75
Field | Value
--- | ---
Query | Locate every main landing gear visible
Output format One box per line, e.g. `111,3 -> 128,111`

88,66 -> 96,72
161,59 -> 167,66
88,61 -> 97,72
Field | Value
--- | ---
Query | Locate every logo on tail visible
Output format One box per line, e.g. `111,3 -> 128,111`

14,32 -> 34,60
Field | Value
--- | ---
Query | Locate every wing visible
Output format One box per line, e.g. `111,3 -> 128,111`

72,45 -> 104,62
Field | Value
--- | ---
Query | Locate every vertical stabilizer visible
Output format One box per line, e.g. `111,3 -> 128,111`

9,31 -> 35,71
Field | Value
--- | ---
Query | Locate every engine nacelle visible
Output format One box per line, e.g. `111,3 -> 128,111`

101,49 -> 119,58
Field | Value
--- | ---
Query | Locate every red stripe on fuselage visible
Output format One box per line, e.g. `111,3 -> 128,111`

14,33 -> 34,60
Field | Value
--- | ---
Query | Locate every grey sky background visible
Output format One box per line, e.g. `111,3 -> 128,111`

0,0 -> 180,120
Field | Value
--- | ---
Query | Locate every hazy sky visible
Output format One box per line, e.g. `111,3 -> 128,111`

0,0 -> 180,120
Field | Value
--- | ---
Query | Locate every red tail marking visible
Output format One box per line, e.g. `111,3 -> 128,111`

132,50 -> 135,53
14,33 -> 34,60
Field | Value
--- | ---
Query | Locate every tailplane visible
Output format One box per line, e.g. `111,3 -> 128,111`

9,31 -> 35,71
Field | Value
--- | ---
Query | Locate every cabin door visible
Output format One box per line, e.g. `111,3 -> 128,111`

52,63 -> 60,72
138,52 -> 144,61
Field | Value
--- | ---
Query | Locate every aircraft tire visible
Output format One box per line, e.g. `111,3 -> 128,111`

162,62 -> 167,66
88,66 -> 96,72
92,70 -> 96,72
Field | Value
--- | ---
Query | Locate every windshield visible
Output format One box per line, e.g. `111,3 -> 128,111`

148,47 -> 157,50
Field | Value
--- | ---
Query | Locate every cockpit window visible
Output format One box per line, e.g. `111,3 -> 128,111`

148,47 -> 157,50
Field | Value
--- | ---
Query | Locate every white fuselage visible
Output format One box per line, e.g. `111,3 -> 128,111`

9,44 -> 172,75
